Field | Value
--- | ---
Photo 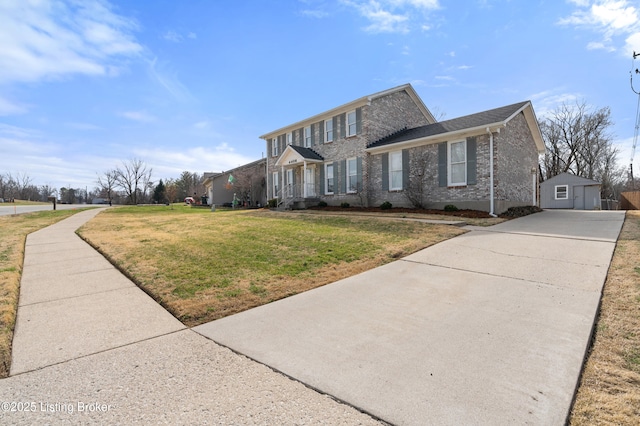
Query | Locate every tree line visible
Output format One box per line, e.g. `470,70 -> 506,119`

0,160 -> 206,205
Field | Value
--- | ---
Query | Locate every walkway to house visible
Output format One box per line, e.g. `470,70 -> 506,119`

0,208 -> 625,424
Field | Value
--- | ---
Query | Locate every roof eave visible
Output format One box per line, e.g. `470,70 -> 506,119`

260,83 -> 434,140
365,121 -> 508,154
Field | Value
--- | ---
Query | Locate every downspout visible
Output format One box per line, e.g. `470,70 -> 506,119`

487,127 -> 497,217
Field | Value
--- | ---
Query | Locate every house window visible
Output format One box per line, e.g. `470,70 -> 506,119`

449,140 -> 466,186
325,163 -> 334,195
287,132 -> 292,145
273,172 -> 279,197
304,126 -> 312,147
347,158 -> 358,193
389,151 -> 403,190
325,120 -> 333,142
271,138 -> 278,157
555,185 -> 568,200
347,110 -> 357,137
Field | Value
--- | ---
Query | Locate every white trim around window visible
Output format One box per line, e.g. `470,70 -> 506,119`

389,151 -> 403,191
271,138 -> 278,157
555,185 -> 568,200
325,119 -> 333,143
304,126 -> 312,147
325,163 -> 334,195
346,110 -> 357,137
448,139 -> 467,186
287,132 -> 292,145
347,157 -> 357,193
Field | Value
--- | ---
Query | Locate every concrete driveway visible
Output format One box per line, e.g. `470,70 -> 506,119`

195,210 -> 625,425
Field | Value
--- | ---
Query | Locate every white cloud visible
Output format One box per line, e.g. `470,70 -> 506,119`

147,57 -> 193,102
530,89 -> 583,118
163,30 -> 198,42
133,145 -> 255,176
559,0 -> 640,54
301,9 -> 329,18
0,0 -> 142,85
342,0 -> 440,34
163,31 -> 183,42
118,110 -> 157,123
0,96 -> 27,115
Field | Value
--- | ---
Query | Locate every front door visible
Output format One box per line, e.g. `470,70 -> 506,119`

305,167 -> 316,197
286,169 -> 294,198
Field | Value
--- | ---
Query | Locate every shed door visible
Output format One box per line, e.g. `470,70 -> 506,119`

574,186 -> 585,210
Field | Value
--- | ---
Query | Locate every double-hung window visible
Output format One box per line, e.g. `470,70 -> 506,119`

389,151 -> 403,190
272,172 -> 279,197
287,132 -> 292,145
347,110 -> 357,137
449,140 -> 466,186
325,164 -> 334,195
304,126 -> 312,147
347,158 -> 358,193
325,120 -> 333,142
555,185 -> 568,200
271,138 -> 278,157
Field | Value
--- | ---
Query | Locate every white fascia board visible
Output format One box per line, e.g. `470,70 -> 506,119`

259,83 -> 432,140
365,123 -> 507,154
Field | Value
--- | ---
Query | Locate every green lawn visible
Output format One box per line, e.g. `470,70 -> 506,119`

78,205 -> 465,325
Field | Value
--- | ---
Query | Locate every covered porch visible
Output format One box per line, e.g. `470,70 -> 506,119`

275,145 -> 324,209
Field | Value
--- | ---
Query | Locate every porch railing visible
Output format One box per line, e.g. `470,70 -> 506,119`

276,183 -> 319,209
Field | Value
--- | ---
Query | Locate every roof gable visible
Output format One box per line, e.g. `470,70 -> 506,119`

541,172 -> 601,186
367,101 -> 544,152
260,84 -> 435,140
275,145 -> 324,167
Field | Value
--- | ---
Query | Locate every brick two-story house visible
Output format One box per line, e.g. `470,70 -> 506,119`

260,84 -> 544,214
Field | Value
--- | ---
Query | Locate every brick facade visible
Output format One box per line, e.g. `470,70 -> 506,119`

261,84 -> 543,213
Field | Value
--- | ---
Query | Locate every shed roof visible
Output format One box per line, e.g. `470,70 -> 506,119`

541,172 -> 601,187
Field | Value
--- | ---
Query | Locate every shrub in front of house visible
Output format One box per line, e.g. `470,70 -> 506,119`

267,199 -> 277,208
444,204 -> 459,212
317,201 -> 327,207
341,202 -> 350,208
380,201 -> 392,210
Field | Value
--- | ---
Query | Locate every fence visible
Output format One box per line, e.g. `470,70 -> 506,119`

621,191 -> 640,210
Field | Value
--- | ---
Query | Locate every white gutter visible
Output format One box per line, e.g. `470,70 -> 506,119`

487,127 -> 497,217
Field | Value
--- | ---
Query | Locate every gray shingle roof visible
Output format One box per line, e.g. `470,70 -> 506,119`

289,145 -> 324,161
367,101 -> 530,149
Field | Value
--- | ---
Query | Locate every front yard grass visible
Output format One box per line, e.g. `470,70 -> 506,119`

570,210 -> 640,424
0,209 -> 88,378
78,205 -> 466,326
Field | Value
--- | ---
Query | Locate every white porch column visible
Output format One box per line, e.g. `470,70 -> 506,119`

303,161 -> 308,198
280,165 -> 285,199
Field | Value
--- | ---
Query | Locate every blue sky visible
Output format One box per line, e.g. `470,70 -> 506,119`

1,0 -> 640,191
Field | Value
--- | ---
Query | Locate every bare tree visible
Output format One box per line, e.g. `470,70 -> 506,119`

404,147 -> 434,208
97,169 -> 118,204
539,101 -> 624,198
114,159 -> 153,205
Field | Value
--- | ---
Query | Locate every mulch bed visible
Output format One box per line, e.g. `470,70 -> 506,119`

308,205 -> 543,219
308,206 -> 493,218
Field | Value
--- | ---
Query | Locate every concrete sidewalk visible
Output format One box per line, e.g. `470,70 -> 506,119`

194,210 -> 625,425
1,208 -> 380,424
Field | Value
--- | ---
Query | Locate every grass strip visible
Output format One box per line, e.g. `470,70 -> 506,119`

570,211 -> 640,424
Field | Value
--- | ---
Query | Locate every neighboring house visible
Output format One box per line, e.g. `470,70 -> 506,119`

202,158 -> 267,207
540,172 -> 601,210
260,83 -> 545,214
